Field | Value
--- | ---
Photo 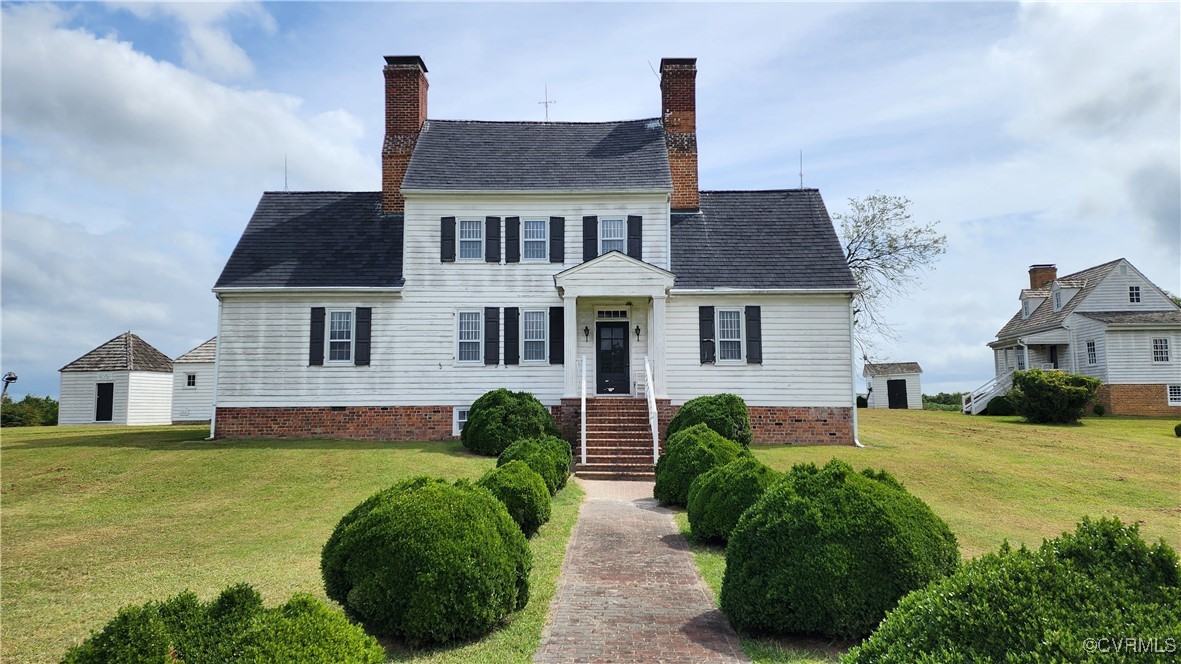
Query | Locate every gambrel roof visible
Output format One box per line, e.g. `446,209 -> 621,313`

992,258 -> 1122,343
402,119 -> 672,192
60,332 -> 174,373
176,337 -> 217,363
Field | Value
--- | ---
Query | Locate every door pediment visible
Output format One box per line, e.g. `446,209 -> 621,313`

554,252 -> 675,298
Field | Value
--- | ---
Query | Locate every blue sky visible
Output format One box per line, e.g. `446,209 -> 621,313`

2,1 -> 1179,400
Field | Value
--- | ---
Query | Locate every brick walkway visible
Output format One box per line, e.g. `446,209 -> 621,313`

534,479 -> 747,663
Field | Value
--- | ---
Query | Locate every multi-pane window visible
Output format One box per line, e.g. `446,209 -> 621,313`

1053,292 -> 1061,310
1168,385 -> 1181,406
459,220 -> 483,259
185,373 -> 197,388
455,407 -> 470,433
1129,286 -> 1141,303
717,310 -> 743,361
328,310 -> 354,362
1152,338 -> 1170,362
1016,347 -> 1026,370
523,220 -> 547,260
600,218 -> 626,254
1086,340 -> 1097,365
457,311 -> 482,362
523,310 -> 547,361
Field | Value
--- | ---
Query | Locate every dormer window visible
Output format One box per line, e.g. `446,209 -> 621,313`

1053,291 -> 1062,310
1129,286 -> 1141,303
1022,300 -> 1030,319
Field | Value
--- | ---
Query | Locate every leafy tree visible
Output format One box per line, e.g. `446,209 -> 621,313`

1163,289 -> 1181,308
1,394 -> 59,427
1008,369 -> 1100,424
834,194 -> 947,359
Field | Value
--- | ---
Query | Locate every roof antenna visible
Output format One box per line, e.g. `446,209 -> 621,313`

799,149 -> 804,189
538,84 -> 557,122
284,154 -> 289,192
647,59 -> 660,78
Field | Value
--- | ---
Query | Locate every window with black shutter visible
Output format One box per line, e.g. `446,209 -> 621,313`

627,215 -> 642,260
745,306 -> 762,364
549,306 -> 564,364
309,307 -> 325,365
582,216 -> 598,262
485,216 -> 501,263
505,217 -> 521,263
699,306 -> 716,364
355,307 -> 372,366
504,307 -> 520,365
550,217 -> 565,263
484,307 -> 499,365
440,217 -> 456,262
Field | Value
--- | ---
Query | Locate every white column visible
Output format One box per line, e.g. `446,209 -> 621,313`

564,295 -> 578,397
650,294 -> 667,398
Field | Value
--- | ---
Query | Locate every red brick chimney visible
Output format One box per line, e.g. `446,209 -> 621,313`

660,58 -> 699,212
382,56 -> 428,215
1029,264 -> 1057,290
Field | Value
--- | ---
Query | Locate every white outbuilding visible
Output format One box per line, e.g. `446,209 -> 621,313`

59,332 -> 174,425
864,362 -> 923,410
172,337 -> 217,424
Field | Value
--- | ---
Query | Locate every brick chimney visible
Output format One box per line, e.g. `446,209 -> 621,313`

382,56 -> 428,215
660,58 -> 699,212
1029,264 -> 1057,290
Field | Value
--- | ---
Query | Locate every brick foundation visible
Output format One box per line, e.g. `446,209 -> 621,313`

1103,384 -> 1180,417
215,406 -> 455,441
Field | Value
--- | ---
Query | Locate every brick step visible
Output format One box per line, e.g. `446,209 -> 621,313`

574,470 -> 655,482
585,432 -> 652,440
584,440 -> 654,449
576,461 -> 655,473
585,420 -> 650,427
584,417 -> 651,425
583,444 -> 656,453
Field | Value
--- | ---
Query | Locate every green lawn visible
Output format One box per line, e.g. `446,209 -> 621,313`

677,409 -> 1181,663
0,425 -> 582,664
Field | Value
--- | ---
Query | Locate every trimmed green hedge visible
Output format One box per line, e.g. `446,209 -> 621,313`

1009,369 -> 1101,424
61,584 -> 383,664
321,477 -> 530,646
653,423 -> 747,507
721,459 -> 960,640
687,457 -> 780,543
498,435 -> 571,495
462,389 -> 561,456
844,518 -> 1181,663
478,461 -> 552,537
667,394 -> 753,446
983,393 -> 1014,416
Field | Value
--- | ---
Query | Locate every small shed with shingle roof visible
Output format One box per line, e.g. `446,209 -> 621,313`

172,337 -> 217,424
58,332 -> 174,425
863,362 -> 923,410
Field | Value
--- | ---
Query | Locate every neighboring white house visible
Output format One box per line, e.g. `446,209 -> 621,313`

864,362 -> 922,410
211,56 -> 859,451
966,260 -> 1181,416
172,337 -> 216,424
59,332 -> 174,425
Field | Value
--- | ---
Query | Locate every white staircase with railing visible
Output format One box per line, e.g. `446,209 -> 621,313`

962,370 -> 1014,415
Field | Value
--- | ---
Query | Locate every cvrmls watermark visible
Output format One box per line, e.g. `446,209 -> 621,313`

1083,637 -> 1177,654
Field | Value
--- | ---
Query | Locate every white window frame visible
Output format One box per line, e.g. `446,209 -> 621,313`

326,309 -> 355,364
454,406 -> 470,435
1168,385 -> 1181,406
599,218 -> 626,255
1053,291 -> 1061,310
522,219 -> 548,261
716,309 -> 744,362
184,373 -> 197,389
521,309 -> 548,363
1129,286 -> 1141,303
1022,300 -> 1030,319
1086,340 -> 1097,366
456,310 -> 484,364
458,219 -> 484,261
1016,347 -> 1026,370
1152,337 -> 1170,363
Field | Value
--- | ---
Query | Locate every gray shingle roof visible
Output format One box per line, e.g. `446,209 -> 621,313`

401,119 -> 672,191
1078,311 -> 1181,326
993,259 -> 1123,343
215,192 -> 404,289
176,337 -> 217,363
60,332 -> 174,373
864,362 -> 923,376
670,190 -> 857,290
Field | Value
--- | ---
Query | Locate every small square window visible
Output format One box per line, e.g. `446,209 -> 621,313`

1168,385 -> 1181,406
455,407 -> 470,434
523,220 -> 547,260
717,310 -> 743,361
185,373 -> 197,388
459,220 -> 483,260
600,219 -> 625,255
327,310 -> 354,363
1086,341 -> 1097,366
457,311 -> 483,363
1152,338 -> 1170,363
1129,286 -> 1141,303
522,310 -> 547,362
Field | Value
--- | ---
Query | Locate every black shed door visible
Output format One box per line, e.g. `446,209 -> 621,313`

95,382 -> 114,422
886,379 -> 908,410
596,322 -> 629,395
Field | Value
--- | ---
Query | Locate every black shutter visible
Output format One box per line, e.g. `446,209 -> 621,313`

309,307 -> 325,366
354,307 -> 372,366
485,216 -> 501,263
550,217 -> 565,263
484,307 -> 499,366
745,306 -> 762,365
504,307 -> 520,365
582,215 -> 598,262
627,215 -> 643,260
699,306 -> 716,364
440,217 -> 456,262
505,217 -> 520,263
549,306 -> 564,365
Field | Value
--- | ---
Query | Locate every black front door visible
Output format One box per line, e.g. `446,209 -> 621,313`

596,322 -> 629,394
95,382 -> 114,422
886,379 -> 908,409
1048,345 -> 1058,369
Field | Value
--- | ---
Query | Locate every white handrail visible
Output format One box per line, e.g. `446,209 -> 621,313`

962,370 -> 1014,415
579,355 -> 587,465
644,356 -> 659,464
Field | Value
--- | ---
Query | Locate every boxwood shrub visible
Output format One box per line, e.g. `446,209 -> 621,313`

1174,423 -> 1181,437
844,518 -> 1181,663
653,423 -> 747,507
462,389 -> 561,456
667,394 -> 752,446
1008,369 -> 1101,424
498,435 -> 572,495
61,584 -> 384,664
320,476 -> 531,646
686,456 -> 780,543
477,460 -> 552,537
721,459 -> 959,640
983,393 -> 1014,416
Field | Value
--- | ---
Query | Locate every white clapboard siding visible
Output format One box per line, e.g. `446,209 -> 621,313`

868,373 -> 922,409
1068,314 -> 1109,382
663,295 -> 853,407
172,362 -> 215,422
1074,263 -> 1178,313
126,372 -> 174,425
1105,329 -> 1181,384
60,372 -> 130,425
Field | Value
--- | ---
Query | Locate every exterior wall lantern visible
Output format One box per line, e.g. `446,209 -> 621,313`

634,325 -> 642,341
583,326 -> 590,342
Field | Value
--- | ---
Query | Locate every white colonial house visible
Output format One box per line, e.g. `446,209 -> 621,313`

211,56 -> 860,474
864,362 -> 922,410
966,260 -> 1181,416
59,332 -> 174,425
172,337 -> 216,424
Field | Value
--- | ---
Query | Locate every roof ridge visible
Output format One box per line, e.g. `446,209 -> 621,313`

701,188 -> 821,194
425,118 -> 661,126
1057,257 -> 1123,281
